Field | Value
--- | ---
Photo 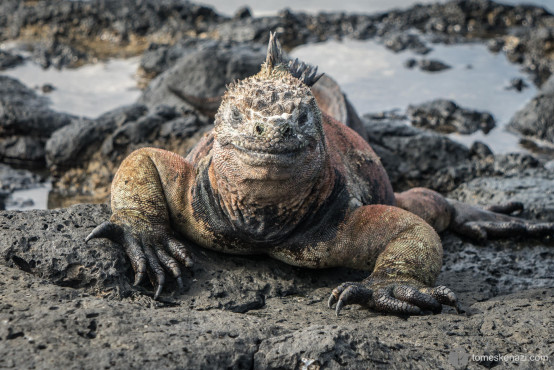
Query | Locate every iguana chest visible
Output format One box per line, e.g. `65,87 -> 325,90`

184,163 -> 350,255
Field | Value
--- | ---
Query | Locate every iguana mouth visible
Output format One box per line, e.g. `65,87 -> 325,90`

231,140 -> 308,166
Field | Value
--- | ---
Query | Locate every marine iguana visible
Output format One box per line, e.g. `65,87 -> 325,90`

87,33 -> 554,315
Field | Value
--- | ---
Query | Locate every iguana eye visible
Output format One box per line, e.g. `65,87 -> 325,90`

230,107 -> 242,125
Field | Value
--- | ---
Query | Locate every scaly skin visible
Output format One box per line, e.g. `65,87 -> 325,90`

87,33 -> 554,315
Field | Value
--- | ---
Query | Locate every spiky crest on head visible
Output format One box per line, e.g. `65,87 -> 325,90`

217,32 -> 326,137
258,31 -> 323,87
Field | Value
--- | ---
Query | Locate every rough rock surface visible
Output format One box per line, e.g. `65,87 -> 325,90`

508,79 -> 554,144
417,59 -> 452,72
0,76 -> 75,164
362,113 -> 548,193
139,40 -> 266,112
45,104 -> 211,205
1,0 -> 552,85
407,99 -> 495,134
363,114 -> 470,191
0,164 -> 46,210
449,167 -> 554,222
0,200 -> 552,368
0,49 -> 24,70
0,0 -> 222,68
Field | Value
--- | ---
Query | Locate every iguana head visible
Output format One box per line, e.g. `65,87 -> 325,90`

213,32 -> 325,179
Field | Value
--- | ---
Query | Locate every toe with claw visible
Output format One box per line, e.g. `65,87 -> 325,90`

328,280 -> 461,316
85,220 -> 193,300
449,199 -> 554,241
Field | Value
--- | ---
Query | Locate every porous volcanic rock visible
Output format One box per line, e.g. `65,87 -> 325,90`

0,200 -> 552,368
407,99 -> 495,134
0,76 -> 75,164
508,77 -> 554,144
45,104 -> 211,205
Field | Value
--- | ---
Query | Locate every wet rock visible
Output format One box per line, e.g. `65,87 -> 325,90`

506,77 -> 528,92
486,37 -> 504,53
0,76 -> 75,163
0,0 -> 222,68
362,112 -> 542,193
381,0 -> 552,38
46,104 -> 210,205
507,86 -> 554,144
233,6 -> 252,20
0,191 -> 8,209
363,114 -> 470,191
502,25 -> 554,85
138,38 -> 206,82
381,32 -> 432,54
379,1 -> 554,84
469,141 -> 493,160
418,58 -> 451,72
407,99 -> 495,134
139,40 -> 266,113
0,136 -> 46,163
0,202 -> 553,368
0,164 -> 45,210
449,166 -> 554,222
0,76 -> 73,137
540,73 -> 554,94
46,104 -> 147,169
404,58 -> 417,68
40,83 -> 55,93
0,164 -> 43,193
0,204 -> 130,293
32,39 -> 87,69
0,49 -> 24,70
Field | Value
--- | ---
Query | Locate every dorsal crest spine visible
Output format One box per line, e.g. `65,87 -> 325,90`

262,32 -> 324,87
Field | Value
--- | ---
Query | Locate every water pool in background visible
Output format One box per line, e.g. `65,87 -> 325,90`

291,39 -> 537,153
197,0 -> 553,16
0,56 -> 141,119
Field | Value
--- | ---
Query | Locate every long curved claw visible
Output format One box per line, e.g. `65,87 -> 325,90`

329,281 -> 460,316
142,244 -> 166,300
85,221 -> 124,243
328,282 -> 373,316
123,236 -> 147,286
328,293 -> 338,309
86,221 -> 192,300
420,285 -> 462,314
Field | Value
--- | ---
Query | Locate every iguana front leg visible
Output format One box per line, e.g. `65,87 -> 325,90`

86,148 -> 194,299
395,187 -> 554,240
316,205 -> 460,315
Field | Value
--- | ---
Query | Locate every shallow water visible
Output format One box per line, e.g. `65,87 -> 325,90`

291,39 -> 536,153
198,0 -> 553,16
0,56 -> 141,119
4,183 -> 52,211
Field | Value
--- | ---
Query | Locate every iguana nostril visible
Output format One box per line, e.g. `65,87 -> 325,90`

255,123 -> 264,135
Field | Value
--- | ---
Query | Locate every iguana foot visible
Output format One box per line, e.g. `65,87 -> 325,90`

449,199 -> 554,241
85,221 -> 193,299
328,281 -> 461,316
